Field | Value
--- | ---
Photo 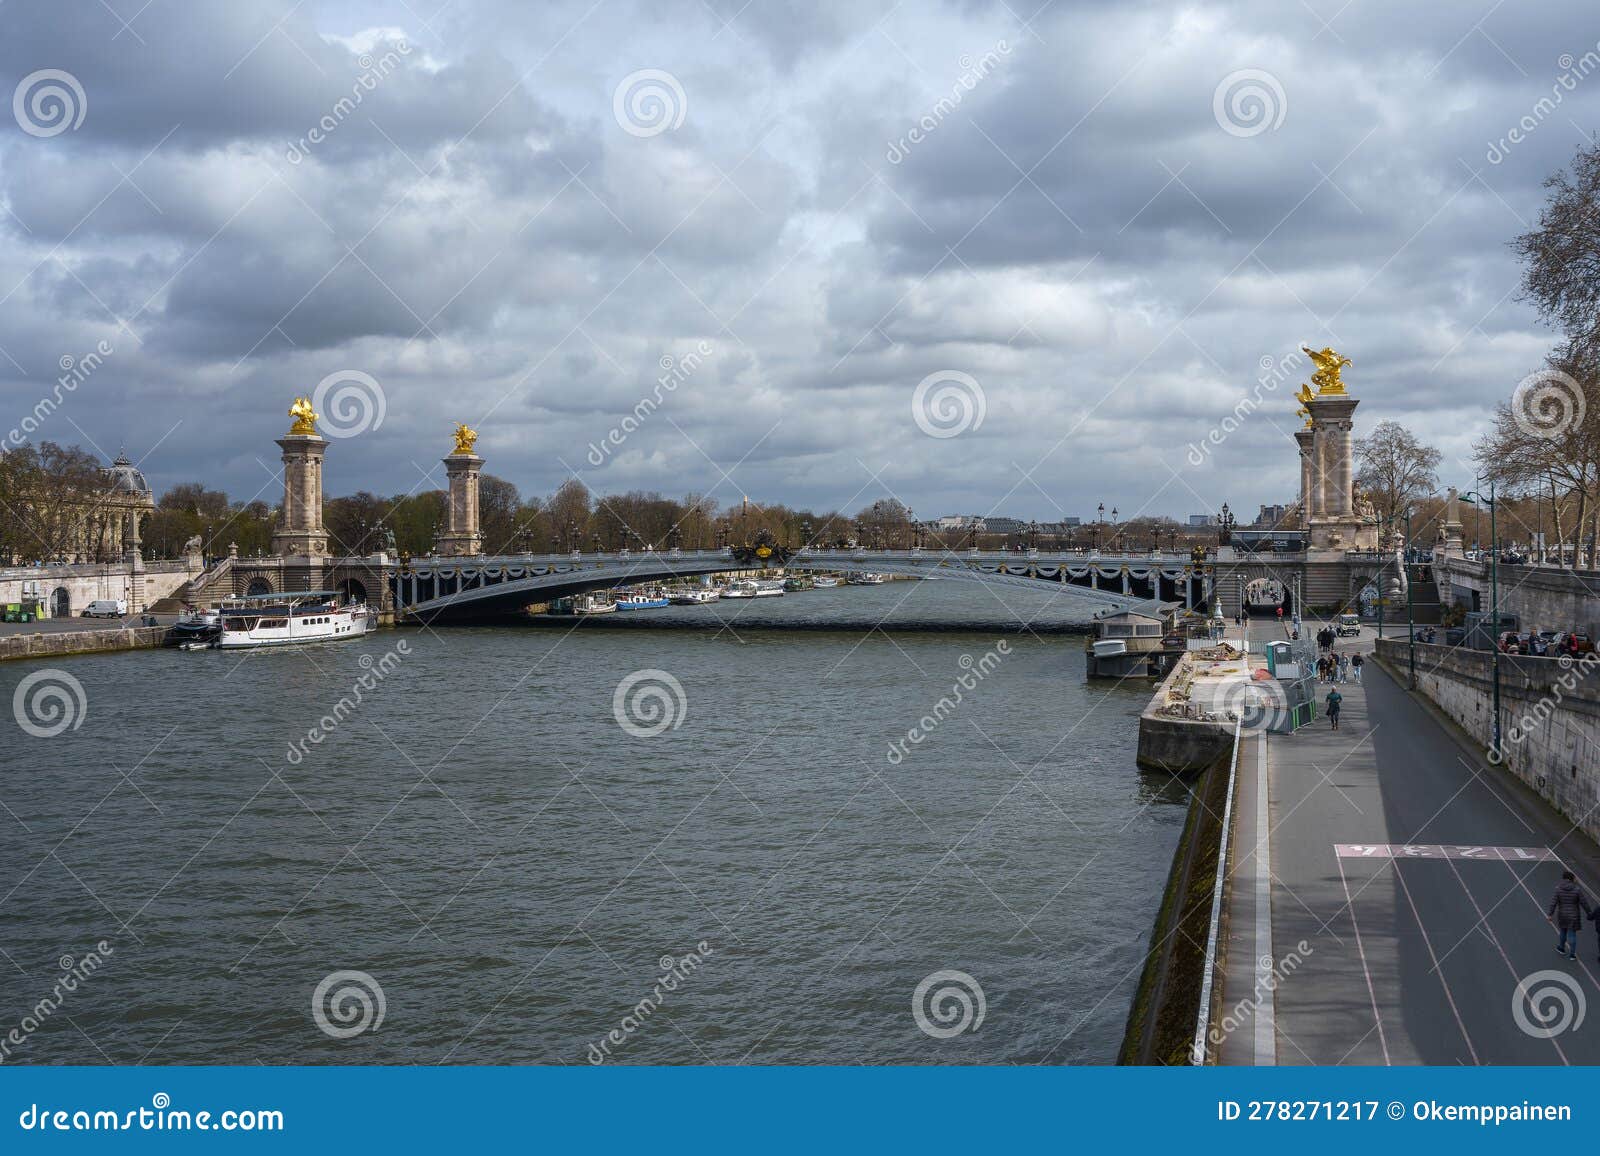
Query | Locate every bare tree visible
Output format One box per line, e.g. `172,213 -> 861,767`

1355,421 -> 1441,528
1513,143 -> 1600,357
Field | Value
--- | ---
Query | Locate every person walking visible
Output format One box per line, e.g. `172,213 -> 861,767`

1325,687 -> 1342,730
1352,652 -> 1364,682
1338,653 -> 1350,683
1549,870 -> 1587,960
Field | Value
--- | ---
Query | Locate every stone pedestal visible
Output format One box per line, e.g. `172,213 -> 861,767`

1294,428 -> 1316,523
1304,394 -> 1374,550
272,434 -> 329,558
438,452 -> 483,557
1440,486 -> 1465,558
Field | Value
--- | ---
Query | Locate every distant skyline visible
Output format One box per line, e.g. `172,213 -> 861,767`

1,0 -> 1592,523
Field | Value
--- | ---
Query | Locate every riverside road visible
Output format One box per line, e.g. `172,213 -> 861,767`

1227,621 -> 1600,1065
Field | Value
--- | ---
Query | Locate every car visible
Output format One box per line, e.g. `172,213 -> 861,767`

81,599 -> 128,618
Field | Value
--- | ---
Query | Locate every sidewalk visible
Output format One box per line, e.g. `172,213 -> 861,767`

1223,620 -> 1600,1065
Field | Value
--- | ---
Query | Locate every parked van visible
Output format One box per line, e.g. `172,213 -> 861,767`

82,599 -> 128,618
1335,613 -> 1361,637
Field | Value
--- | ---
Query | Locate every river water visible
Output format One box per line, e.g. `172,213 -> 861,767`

0,580 -> 1189,1065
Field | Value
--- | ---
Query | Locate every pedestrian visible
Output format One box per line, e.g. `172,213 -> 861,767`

1352,653 -> 1363,682
1338,653 -> 1349,683
1325,687 -> 1342,730
1549,870 -> 1587,961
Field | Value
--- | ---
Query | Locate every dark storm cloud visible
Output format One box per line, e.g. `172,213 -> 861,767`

0,0 -> 1596,518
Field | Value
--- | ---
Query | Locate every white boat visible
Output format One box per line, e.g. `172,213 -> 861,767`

216,591 -> 377,649
847,572 -> 886,585
719,581 -> 758,599
753,579 -> 785,597
812,576 -> 841,588
568,593 -> 616,616
614,588 -> 670,610
669,588 -> 720,604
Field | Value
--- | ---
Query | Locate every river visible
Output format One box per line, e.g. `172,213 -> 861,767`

0,580 -> 1189,1064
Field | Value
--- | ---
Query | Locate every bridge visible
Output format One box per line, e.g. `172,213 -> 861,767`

388,548 -> 1213,622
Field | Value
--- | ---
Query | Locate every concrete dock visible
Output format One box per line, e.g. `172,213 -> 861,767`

1216,620 -> 1600,1064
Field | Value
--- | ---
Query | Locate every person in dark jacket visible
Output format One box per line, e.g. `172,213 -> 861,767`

1325,688 -> 1342,730
1549,870 -> 1586,960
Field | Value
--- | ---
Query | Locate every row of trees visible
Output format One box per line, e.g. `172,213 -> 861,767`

1474,142 -> 1600,565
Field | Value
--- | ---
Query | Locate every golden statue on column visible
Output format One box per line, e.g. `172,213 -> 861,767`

1301,346 -> 1352,395
288,396 -> 318,435
451,422 -> 479,455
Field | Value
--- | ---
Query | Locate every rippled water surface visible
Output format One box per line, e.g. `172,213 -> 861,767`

0,581 -> 1189,1064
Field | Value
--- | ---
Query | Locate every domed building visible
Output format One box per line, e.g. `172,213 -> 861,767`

70,452 -> 156,563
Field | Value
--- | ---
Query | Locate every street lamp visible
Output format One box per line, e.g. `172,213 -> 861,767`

1462,483 -> 1501,753
1219,502 -> 1235,546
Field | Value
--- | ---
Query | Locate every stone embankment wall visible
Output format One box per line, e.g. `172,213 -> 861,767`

1374,638 -> 1600,842
0,625 -> 169,662
0,560 -> 200,615
1433,558 -> 1600,635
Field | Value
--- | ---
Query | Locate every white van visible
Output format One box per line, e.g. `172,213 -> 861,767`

1335,612 -> 1361,637
82,599 -> 128,618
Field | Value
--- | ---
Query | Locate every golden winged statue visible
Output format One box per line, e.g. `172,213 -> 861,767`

288,396 -> 318,435
1301,345 -> 1352,395
451,422 -> 478,455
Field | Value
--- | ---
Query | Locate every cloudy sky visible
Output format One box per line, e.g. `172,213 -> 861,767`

0,0 -> 1592,525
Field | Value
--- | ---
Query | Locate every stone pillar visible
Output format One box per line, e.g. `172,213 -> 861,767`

126,510 -> 145,612
272,434 -> 330,558
438,451 -> 484,557
1441,486 -> 1464,558
1294,429 -> 1315,521
1304,394 -> 1360,550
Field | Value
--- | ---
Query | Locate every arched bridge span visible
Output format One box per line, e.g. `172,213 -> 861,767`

390,549 -> 1214,622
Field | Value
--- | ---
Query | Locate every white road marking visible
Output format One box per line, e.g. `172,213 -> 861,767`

1254,734 -> 1276,1065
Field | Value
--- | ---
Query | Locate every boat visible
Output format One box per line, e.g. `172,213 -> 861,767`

216,591 -> 377,650
172,605 -> 221,642
1084,605 -> 1186,679
178,640 -> 214,652
846,572 -> 886,585
752,579 -> 785,597
783,576 -> 813,592
559,592 -> 616,616
719,581 -> 758,599
669,587 -> 720,605
614,587 -> 670,610
812,576 -> 841,588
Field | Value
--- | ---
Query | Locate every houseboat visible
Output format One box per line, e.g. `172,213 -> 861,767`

216,591 -> 376,650
1085,604 -> 1188,679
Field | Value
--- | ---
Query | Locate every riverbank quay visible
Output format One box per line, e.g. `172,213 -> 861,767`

0,1066 -> 1594,1149
0,621 -> 171,662
1136,642 -> 1258,772
1213,620 -> 1600,1065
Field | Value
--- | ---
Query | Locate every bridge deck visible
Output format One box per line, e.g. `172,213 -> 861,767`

1222,621 -> 1600,1064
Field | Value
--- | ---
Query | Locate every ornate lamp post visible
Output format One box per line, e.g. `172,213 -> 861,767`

1219,502 -> 1235,546
1462,484 -> 1501,751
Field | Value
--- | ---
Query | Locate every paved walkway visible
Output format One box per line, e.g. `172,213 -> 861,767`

1224,620 -> 1600,1065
